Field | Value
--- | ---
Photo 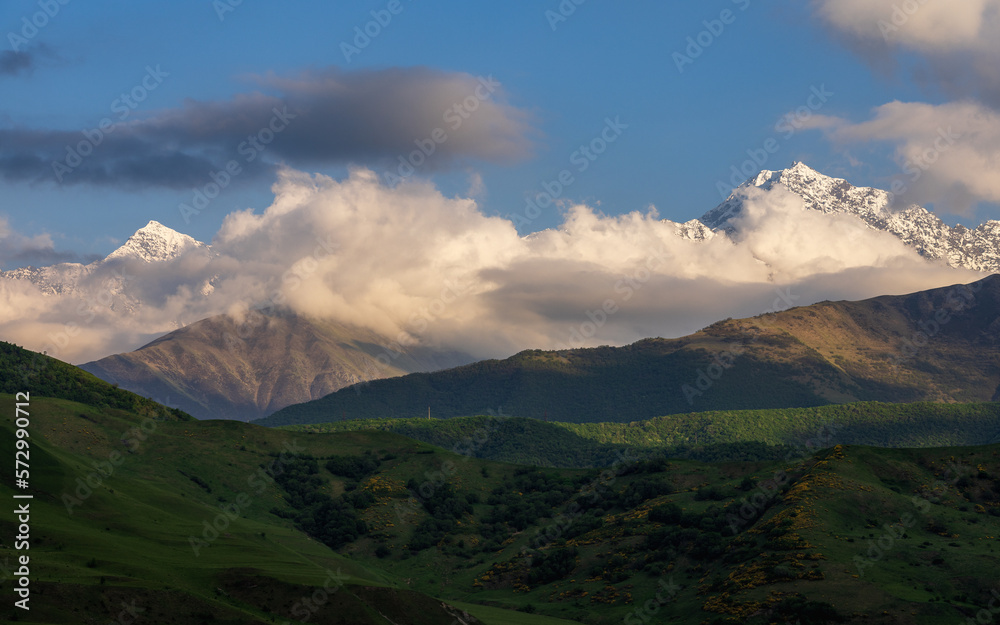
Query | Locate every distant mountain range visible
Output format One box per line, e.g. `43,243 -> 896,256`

5,162 -> 998,421
5,162 -> 999,310
257,274 -> 1000,426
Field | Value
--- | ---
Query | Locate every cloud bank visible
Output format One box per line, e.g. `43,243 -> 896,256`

0,66 -> 534,189
0,168 -> 981,364
808,100 -> 1000,213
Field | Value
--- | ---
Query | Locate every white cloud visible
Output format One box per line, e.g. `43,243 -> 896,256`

816,100 -> 1000,213
0,217 -> 57,266
0,168 -> 981,364
817,0 -> 994,51
813,0 -> 1000,104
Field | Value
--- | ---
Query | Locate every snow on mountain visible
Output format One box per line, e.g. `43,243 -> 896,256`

672,218 -> 717,241
0,221 -> 210,304
3,166 -> 997,313
104,220 -> 206,263
1,262 -> 90,296
701,161 -> 1000,272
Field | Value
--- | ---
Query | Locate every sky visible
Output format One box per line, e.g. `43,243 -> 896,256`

1,0 -> 998,264
0,0 -> 998,364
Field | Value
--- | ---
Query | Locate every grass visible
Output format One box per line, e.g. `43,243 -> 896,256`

4,387 -> 1000,624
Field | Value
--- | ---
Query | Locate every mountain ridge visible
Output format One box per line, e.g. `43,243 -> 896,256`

257,274 -> 1000,426
81,309 -> 474,420
703,161 -> 1000,271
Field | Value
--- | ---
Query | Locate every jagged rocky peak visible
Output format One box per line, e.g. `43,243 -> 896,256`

105,220 -> 205,263
701,162 -> 1000,272
750,161 -> 827,189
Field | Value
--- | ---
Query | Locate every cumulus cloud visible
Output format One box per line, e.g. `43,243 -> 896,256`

812,0 -> 1000,105
0,168 -> 980,364
811,100 -> 1000,213
0,66 -> 534,189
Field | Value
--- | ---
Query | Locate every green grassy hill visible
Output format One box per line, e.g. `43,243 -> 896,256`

0,392 -> 582,624
256,275 -> 1000,427
279,402 -> 1000,468
4,341 -> 1000,624
0,341 -> 570,624
13,395 -> 999,623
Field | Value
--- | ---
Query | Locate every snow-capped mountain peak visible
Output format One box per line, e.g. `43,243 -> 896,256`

104,220 -> 206,263
700,162 -> 1000,272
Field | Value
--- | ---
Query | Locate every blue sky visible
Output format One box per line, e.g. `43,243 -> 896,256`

0,0 -> 996,267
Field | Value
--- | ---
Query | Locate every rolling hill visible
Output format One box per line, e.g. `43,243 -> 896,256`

3,341 -> 1000,623
277,401 -> 1000,468
257,274 -> 1000,427
0,341 -> 565,625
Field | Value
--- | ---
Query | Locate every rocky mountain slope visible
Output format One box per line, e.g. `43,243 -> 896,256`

81,309 -> 472,420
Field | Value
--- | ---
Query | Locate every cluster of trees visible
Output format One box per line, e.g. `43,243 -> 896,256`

526,547 -> 578,585
407,480 -> 477,551
269,456 -> 366,549
644,502 -> 732,563
325,452 -> 381,480
485,469 -> 580,532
